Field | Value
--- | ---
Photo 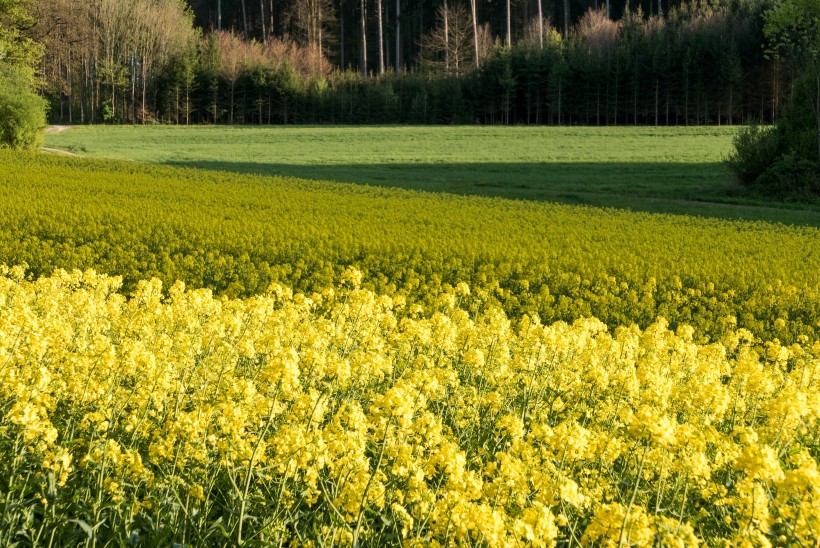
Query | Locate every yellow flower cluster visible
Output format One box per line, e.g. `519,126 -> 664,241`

2,266 -> 818,545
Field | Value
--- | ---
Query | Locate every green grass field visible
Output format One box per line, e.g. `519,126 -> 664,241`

46,125 -> 820,225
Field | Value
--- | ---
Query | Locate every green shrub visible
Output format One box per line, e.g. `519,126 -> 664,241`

757,152 -> 820,197
725,124 -> 781,185
727,78 -> 820,197
0,64 -> 47,149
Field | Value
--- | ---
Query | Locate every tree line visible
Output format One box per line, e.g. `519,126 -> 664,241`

30,0 -> 786,127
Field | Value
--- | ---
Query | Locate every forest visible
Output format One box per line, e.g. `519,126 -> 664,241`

30,0 -> 787,126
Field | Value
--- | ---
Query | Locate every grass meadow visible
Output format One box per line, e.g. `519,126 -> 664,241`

45,125 -> 820,225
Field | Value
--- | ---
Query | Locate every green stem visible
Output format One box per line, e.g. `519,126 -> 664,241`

619,445 -> 648,548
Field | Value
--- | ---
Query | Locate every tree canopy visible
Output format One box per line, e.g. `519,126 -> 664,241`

728,0 -> 820,196
764,0 -> 820,158
0,0 -> 46,149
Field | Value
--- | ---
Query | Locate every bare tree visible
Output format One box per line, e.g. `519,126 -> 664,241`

288,0 -> 334,52
576,8 -> 620,125
217,31 -> 244,122
31,0 -> 95,122
421,2 -> 474,76
521,15 -> 551,50
98,0 -> 133,120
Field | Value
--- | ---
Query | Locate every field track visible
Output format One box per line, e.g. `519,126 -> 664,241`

42,125 -> 77,155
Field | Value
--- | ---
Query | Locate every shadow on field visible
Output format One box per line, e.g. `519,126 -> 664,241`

166,159 -> 820,226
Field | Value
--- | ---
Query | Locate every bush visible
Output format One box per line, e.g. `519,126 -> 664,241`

0,64 -> 47,149
757,152 -> 820,197
727,73 -> 820,198
725,124 -> 781,185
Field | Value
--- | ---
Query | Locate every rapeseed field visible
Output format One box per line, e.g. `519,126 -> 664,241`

1,150 -> 819,545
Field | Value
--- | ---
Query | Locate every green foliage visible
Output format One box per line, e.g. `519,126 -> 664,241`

0,0 -> 46,149
0,64 -> 46,149
757,152 -> 820,197
0,0 -> 41,76
726,124 -> 781,185
729,0 -> 820,196
764,0 -> 820,69
777,73 -> 820,160
2,151 -> 820,345
764,0 -> 820,160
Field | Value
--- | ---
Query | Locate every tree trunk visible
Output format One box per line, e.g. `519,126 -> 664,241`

218,0 -> 222,31
655,78 -> 659,126
537,0 -> 543,49
213,81 -> 219,123
506,0 -> 511,48
470,0 -> 479,68
360,0 -> 368,76
131,54 -> 137,124
377,0 -> 384,74
395,0 -> 400,70
241,0 -> 249,40
259,0 -> 266,42
563,0 -> 569,37
68,51 -> 73,124
815,74 -> 820,159
141,60 -> 148,124
444,0 -> 450,73
614,58 -> 619,124
558,75 -> 562,125
341,8 -> 346,68
634,63 -> 638,125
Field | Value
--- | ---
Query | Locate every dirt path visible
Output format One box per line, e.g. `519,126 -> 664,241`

45,125 -> 73,134
41,147 -> 79,156
42,125 -> 80,155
